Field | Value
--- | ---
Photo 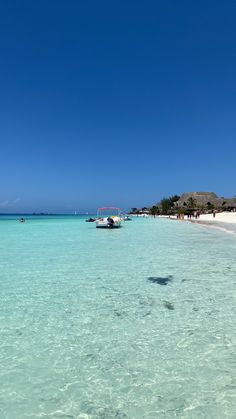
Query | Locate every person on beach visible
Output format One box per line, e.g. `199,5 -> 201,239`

213,210 -> 216,218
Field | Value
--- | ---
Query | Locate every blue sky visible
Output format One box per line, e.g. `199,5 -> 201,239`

1,1 -> 236,213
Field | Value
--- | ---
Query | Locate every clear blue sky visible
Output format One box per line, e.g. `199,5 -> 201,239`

1,1 -> 236,213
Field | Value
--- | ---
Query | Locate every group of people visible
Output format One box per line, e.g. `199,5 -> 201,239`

176,211 -> 201,220
176,210 -> 217,220
192,211 -> 201,219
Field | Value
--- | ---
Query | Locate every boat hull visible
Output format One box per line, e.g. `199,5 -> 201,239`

96,224 -> 121,228
95,216 -> 121,228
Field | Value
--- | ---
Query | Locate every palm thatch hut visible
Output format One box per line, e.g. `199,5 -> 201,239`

175,192 -> 224,210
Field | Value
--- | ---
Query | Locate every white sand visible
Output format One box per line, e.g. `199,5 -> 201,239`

199,212 -> 236,224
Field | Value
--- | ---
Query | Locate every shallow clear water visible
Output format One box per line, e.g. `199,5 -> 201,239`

0,216 -> 236,418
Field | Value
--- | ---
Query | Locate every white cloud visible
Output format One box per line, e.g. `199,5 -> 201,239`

12,197 -> 21,204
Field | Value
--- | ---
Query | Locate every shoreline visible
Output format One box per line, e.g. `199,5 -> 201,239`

152,212 -> 236,235
189,212 -> 236,234
188,219 -> 236,235
168,212 -> 236,235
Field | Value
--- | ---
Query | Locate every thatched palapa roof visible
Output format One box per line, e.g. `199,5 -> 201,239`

175,192 -> 223,207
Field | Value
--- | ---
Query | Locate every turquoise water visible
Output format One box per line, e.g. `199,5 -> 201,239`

0,216 -> 236,418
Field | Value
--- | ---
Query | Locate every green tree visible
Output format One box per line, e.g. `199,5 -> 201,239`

159,195 -> 180,214
160,198 -> 172,214
207,202 -> 215,212
149,205 -> 159,217
170,195 -> 180,205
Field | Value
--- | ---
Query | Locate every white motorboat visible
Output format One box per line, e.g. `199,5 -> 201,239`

96,207 -> 122,228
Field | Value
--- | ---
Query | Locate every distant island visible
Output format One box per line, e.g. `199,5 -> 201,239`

130,192 -> 236,216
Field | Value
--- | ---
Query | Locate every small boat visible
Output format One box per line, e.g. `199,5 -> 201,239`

95,207 -> 122,228
85,217 -> 97,222
19,218 -> 25,223
123,215 -> 132,221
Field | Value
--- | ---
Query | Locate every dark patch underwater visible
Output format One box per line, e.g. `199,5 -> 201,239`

147,275 -> 173,285
163,301 -> 174,310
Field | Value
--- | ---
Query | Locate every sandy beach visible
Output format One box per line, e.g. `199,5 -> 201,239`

187,212 -> 236,234
199,212 -> 236,224
167,212 -> 236,224
167,212 -> 236,234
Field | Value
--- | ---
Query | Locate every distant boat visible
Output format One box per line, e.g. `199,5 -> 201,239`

95,207 -> 122,228
123,215 -> 132,221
